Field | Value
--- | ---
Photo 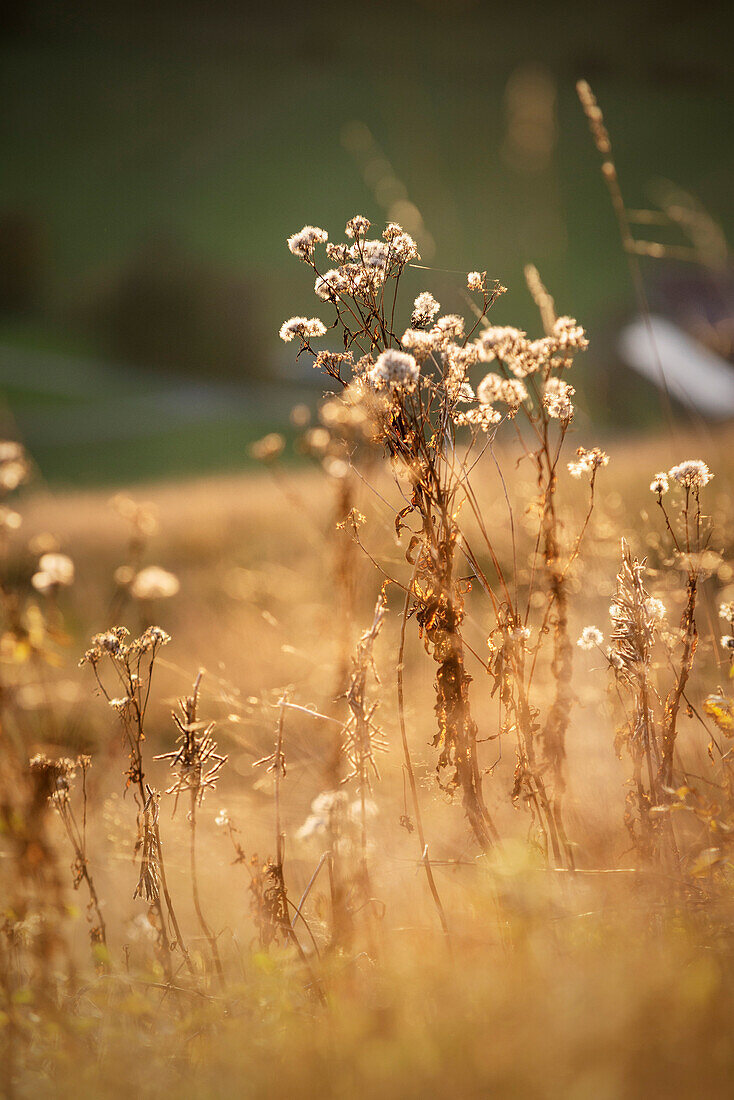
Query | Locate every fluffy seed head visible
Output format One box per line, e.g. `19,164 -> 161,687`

577,625 -> 603,650
668,460 -> 713,489
32,552 -> 74,592
368,349 -> 419,393
345,215 -> 370,239
551,315 -> 589,352
543,377 -> 575,420
719,602 -> 734,625
314,269 -> 349,302
411,292 -> 440,328
401,328 -> 436,361
131,567 -> 180,601
453,405 -> 502,431
568,446 -> 609,478
644,598 -> 666,622
279,317 -> 327,343
287,225 -> 328,260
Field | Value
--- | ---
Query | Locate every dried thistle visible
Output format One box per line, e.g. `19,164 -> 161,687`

156,670 -> 227,814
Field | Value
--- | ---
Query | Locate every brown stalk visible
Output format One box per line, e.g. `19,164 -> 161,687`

397,570 -> 451,944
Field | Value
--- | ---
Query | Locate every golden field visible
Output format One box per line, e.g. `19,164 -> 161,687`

2,415 -> 734,1098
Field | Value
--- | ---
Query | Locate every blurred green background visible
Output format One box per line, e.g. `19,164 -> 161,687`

0,0 -> 732,484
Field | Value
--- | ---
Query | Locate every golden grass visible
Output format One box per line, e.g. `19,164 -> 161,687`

3,419 -> 734,1098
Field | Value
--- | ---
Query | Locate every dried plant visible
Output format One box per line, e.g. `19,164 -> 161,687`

156,671 -> 227,812
607,461 -> 714,865
157,672 -> 226,985
294,589 -> 389,947
28,753 -> 107,953
133,784 -> 163,903
608,539 -> 669,860
341,590 -> 388,861
653,462 -> 712,788
281,215 -> 605,866
216,808 -> 303,955
80,625 -> 192,977
252,698 -> 311,955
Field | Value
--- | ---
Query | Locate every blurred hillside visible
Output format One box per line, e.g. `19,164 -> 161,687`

0,0 -> 732,483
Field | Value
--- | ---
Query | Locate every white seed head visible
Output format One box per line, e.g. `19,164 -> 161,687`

32,553 -> 75,592
345,215 -> 370,239
577,625 -> 604,651
368,349 -> 419,393
668,460 -> 713,489
568,446 -> 609,479
287,225 -> 328,260
130,566 -> 180,601
544,377 -> 575,420
411,291 -> 440,327
279,316 -> 327,343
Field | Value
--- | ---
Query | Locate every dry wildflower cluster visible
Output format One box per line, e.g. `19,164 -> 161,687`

278,214 -> 604,867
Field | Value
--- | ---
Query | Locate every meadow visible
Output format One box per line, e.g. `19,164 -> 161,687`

2,62 -> 734,1097
4,410 -> 734,1097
